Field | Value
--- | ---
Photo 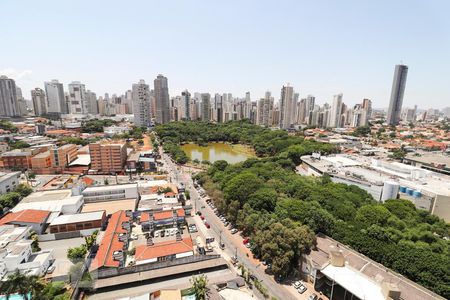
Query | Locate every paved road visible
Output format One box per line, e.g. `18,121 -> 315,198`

160,150 -> 298,300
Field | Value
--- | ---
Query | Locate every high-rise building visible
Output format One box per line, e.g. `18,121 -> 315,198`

0,76 -> 20,117
328,94 -> 343,128
45,80 -> 67,114
132,80 -> 151,127
201,93 -> 211,121
257,91 -> 273,127
31,88 -> 47,116
86,90 -> 98,115
154,74 -> 170,124
387,64 -> 408,125
181,90 -> 191,120
68,81 -> 87,114
279,85 -> 295,129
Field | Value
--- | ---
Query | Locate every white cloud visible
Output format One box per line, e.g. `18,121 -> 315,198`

0,68 -> 33,80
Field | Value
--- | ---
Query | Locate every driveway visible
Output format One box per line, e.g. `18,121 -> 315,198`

40,237 -> 85,279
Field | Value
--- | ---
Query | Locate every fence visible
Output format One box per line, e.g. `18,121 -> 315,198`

93,254 -> 221,279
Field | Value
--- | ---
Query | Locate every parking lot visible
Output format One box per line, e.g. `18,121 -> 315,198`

40,237 -> 85,279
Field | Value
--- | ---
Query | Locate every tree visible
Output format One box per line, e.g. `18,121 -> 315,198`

353,126 -> 371,137
190,274 -> 208,300
355,205 -> 392,227
15,183 -> 33,197
0,270 -> 34,300
223,172 -> 263,204
67,245 -> 87,263
30,231 -> 40,252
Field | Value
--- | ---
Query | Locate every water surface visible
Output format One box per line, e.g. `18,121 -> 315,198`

181,142 -> 255,164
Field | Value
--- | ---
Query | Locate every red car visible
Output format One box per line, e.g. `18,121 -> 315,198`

205,222 -> 210,229
200,215 -> 205,220
243,238 -> 250,245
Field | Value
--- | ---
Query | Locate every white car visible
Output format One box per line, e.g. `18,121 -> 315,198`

297,285 -> 307,294
230,228 -> 238,234
47,265 -> 56,274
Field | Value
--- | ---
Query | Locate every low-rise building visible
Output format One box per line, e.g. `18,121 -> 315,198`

0,171 -> 21,194
134,237 -> 193,265
0,209 -> 51,234
0,225 -> 53,278
12,189 -> 83,223
140,208 -> 185,231
82,183 -> 139,203
48,210 -> 106,234
301,234 -> 445,300
90,210 -> 131,271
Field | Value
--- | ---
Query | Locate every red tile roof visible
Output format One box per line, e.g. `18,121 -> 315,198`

90,210 -> 130,270
153,209 -> 185,221
0,209 -> 51,225
135,237 -> 193,262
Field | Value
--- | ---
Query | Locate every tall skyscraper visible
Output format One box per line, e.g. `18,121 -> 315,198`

279,85 -> 295,129
328,93 -> 343,128
257,91 -> 273,127
132,80 -> 151,127
0,76 -> 20,117
68,81 -> 87,114
181,90 -> 191,120
45,80 -> 67,114
201,93 -> 211,121
154,74 -> 170,124
86,90 -> 98,115
387,64 -> 408,125
31,88 -> 47,116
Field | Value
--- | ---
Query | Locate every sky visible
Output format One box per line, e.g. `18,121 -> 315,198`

1,0 -> 449,109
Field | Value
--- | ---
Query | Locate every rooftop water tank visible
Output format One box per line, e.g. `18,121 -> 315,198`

399,186 -> 407,193
381,181 -> 400,202
413,191 -> 422,198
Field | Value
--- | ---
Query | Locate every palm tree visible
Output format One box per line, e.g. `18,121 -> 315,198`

190,274 -> 208,300
0,270 -> 30,300
0,270 -> 46,300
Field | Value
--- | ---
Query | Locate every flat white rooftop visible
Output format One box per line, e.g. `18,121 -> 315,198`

49,210 -> 104,226
322,264 -> 385,300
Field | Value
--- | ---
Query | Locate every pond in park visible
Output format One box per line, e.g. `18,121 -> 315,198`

181,142 -> 255,164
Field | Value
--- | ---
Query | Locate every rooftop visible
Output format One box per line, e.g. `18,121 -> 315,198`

90,210 -> 130,270
135,237 -> 193,262
0,209 -> 51,225
49,210 -> 105,226
308,234 -> 445,300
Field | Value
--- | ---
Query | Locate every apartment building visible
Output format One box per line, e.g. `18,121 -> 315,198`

30,144 -> 78,174
89,142 -> 127,174
0,148 -> 42,170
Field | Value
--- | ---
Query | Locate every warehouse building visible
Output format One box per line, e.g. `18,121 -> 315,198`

49,210 -> 106,234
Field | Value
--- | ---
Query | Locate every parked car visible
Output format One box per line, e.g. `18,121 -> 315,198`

308,294 -> 318,300
231,228 -> 238,234
243,238 -> 250,244
205,222 -> 211,229
46,265 -> 56,274
297,285 -> 307,294
200,215 -> 205,220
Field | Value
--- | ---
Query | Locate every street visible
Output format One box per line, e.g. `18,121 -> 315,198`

160,150 -> 300,300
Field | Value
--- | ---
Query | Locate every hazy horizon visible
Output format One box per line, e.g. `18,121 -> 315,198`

1,0 -> 449,109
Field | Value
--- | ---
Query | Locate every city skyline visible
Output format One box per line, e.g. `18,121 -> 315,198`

1,1 -> 449,108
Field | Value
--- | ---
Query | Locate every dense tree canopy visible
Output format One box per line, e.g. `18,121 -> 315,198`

81,119 -> 117,133
159,121 -> 449,297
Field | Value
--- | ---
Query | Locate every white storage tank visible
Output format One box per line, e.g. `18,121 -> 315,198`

381,181 -> 400,202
